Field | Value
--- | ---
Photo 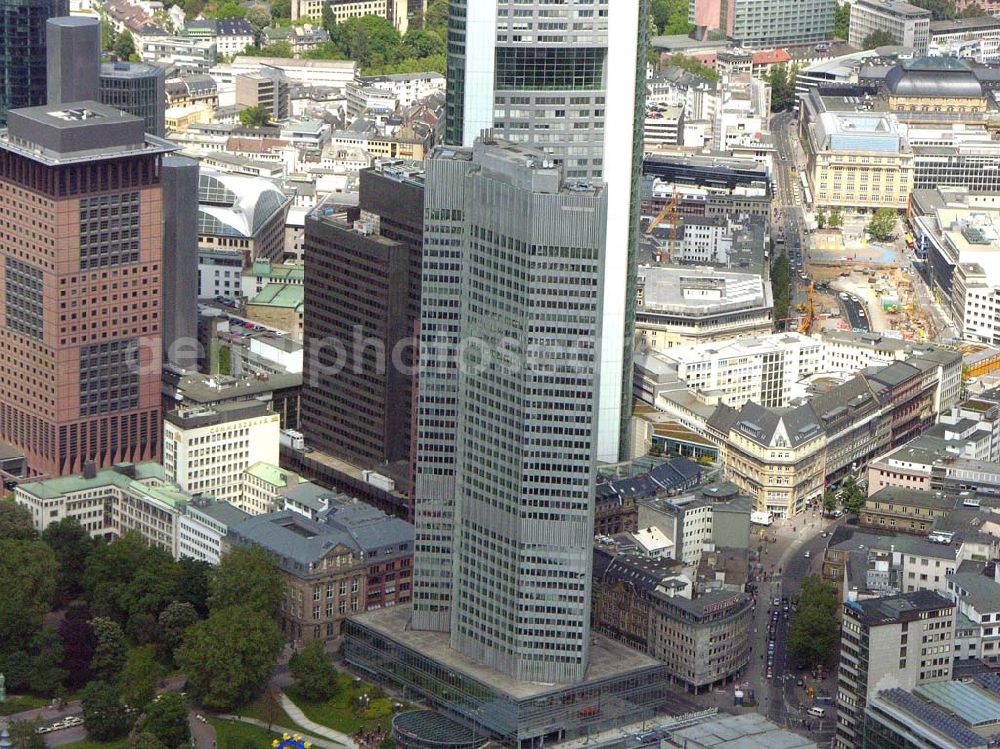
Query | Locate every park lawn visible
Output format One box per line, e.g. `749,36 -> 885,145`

286,675 -> 398,735
210,717 -> 282,749
0,694 -> 51,716
57,738 -> 128,749
240,693 -> 296,729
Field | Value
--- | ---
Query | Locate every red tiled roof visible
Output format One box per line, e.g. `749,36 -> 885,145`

752,49 -> 791,65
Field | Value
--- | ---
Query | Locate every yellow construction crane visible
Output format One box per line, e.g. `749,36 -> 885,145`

645,189 -> 682,264
799,282 -> 816,334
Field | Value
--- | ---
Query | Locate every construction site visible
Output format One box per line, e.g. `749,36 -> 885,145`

795,230 -> 933,342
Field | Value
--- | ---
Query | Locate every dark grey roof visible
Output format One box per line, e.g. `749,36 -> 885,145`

228,504 -> 413,570
847,590 -> 954,626
866,360 -> 920,388
592,547 -> 684,594
809,375 -> 878,427
949,570 -> 1000,612
190,499 -> 251,527
732,401 -> 822,448
884,57 -> 984,98
867,485 -> 956,510
706,403 -> 740,434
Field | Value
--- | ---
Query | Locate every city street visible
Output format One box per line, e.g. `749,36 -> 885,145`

739,511 -> 842,743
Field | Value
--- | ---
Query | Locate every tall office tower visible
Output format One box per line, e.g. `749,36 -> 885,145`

443,0 -> 648,463
0,102 -> 174,475
161,156 -> 199,370
411,140 -> 607,683
0,0 -> 68,125
301,163 -> 424,469
100,62 -> 167,138
46,17 -> 100,106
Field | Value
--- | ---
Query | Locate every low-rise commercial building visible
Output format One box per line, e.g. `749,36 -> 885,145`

635,267 -> 772,350
163,402 -> 281,507
848,0 -> 931,55
930,16 -> 1000,62
225,500 -> 413,643
141,37 -> 216,74
803,110 -> 914,210
836,591 -> 955,749
591,548 -> 753,693
864,678 -> 1000,749
16,462 -> 211,560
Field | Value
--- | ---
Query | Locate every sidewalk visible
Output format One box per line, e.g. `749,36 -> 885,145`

217,715 -> 349,749
278,694 -> 357,749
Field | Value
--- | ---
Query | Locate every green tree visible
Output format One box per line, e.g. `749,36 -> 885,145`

401,28 -> 444,59
42,517 -> 94,601
651,0 -> 693,34
81,681 -> 131,742
910,0 -> 955,19
89,617 -> 128,683
958,2 -> 987,15
290,640 -> 339,701
271,0 -> 290,18
665,53 -> 719,82
770,251 -> 792,328
182,0 -> 204,18
101,15 -> 117,52
320,1 -> 335,36
833,2 -> 850,38
816,210 -> 827,229
242,40 -> 293,57
422,0 -> 447,31
83,533 -> 186,629
840,476 -> 866,515
828,208 -> 844,228
862,29 -> 897,49
136,693 -> 190,749
175,605 -> 283,711
329,15 -> 401,68
867,207 -> 898,241
118,646 -> 165,713
239,106 -> 270,127
157,601 -> 199,662
28,628 -> 66,696
2,651 -> 32,691
214,0 -> 247,19
786,576 -> 839,669
0,539 -> 57,654
766,64 -> 800,111
114,30 -> 136,60
245,4 -> 271,45
0,500 -> 37,540
129,732 -> 169,749
823,491 -> 837,515
208,545 -> 283,617
8,719 -> 45,749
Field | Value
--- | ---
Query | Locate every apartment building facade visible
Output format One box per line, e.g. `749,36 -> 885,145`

162,402 -> 280,506
591,548 -> 753,693
848,0 -> 931,55
225,503 -> 413,643
836,591 -> 955,749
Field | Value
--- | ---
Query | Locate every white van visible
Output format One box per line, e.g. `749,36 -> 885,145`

807,707 -> 826,718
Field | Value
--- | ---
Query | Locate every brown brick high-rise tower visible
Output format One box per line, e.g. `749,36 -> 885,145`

0,101 -> 175,475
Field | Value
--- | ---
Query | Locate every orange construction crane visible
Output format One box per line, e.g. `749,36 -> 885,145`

799,282 -> 816,334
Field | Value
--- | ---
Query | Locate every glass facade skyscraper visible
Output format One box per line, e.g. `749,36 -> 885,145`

0,0 -> 68,125
442,0 -> 648,466
413,140 -> 607,684
411,0 -> 648,685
